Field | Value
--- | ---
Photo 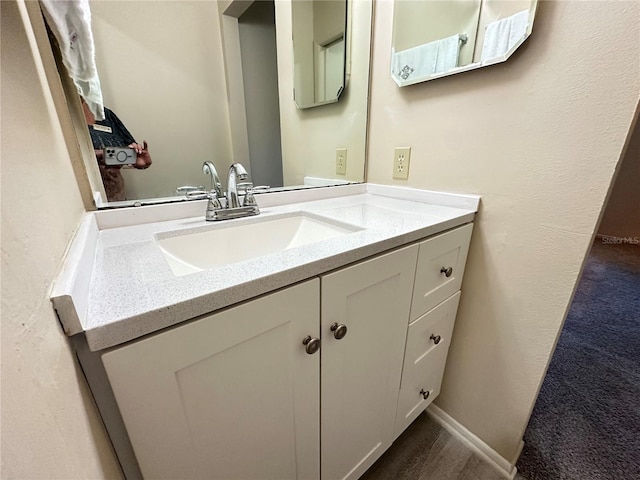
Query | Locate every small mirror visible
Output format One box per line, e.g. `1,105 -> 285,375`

391,0 -> 538,87
292,0 -> 348,109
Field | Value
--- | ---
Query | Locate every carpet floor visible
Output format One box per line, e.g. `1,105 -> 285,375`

516,240 -> 640,480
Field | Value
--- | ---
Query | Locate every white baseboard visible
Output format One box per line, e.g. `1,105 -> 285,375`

427,404 -> 517,480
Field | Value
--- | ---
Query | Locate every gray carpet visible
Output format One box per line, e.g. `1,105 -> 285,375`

517,240 -> 640,480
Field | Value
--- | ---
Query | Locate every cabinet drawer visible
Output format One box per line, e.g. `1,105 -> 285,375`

395,292 -> 460,438
410,223 -> 472,322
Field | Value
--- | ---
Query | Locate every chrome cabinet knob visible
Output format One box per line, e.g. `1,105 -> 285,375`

430,334 -> 441,345
302,336 -> 320,355
420,389 -> 430,400
330,323 -> 348,340
440,266 -> 453,278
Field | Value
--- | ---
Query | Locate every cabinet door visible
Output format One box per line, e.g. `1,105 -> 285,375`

395,291 -> 460,437
321,245 -> 419,480
410,223 -> 472,321
102,280 -> 320,480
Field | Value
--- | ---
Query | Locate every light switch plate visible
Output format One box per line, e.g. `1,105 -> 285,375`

336,148 -> 347,175
393,147 -> 411,180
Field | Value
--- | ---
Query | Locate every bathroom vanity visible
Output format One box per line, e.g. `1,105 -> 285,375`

52,184 -> 478,480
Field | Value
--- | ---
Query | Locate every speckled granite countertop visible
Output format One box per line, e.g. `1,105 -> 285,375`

52,184 -> 479,351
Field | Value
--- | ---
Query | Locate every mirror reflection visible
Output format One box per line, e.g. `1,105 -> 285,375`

82,0 -> 369,207
391,0 -> 538,87
292,0 -> 347,109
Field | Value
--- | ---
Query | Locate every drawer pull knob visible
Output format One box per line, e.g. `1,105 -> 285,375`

430,334 -> 442,345
302,336 -> 320,355
440,266 -> 453,277
420,389 -> 430,400
330,323 -> 348,340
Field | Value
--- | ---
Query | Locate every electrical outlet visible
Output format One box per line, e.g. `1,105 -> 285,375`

393,147 -> 411,180
336,148 -> 347,175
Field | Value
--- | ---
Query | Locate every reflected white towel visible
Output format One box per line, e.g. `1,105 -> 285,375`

41,0 -> 104,120
392,42 -> 439,82
481,9 -> 530,62
392,34 -> 462,83
434,35 -> 461,74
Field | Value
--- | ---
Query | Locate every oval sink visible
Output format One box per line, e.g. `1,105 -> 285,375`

156,213 -> 362,276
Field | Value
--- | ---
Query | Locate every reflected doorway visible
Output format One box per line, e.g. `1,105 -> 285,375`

238,0 -> 284,188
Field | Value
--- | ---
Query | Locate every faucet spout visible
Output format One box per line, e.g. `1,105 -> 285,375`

227,163 -> 248,208
202,162 -> 224,199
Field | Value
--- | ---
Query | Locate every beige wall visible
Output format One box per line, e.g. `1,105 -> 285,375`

0,1 -> 121,477
277,0 -> 370,184
598,120 -> 640,239
368,0 -> 640,465
314,0 -> 345,45
91,0 -> 234,200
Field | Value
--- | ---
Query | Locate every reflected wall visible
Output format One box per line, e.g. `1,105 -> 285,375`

277,0 -> 371,186
91,1 -> 233,201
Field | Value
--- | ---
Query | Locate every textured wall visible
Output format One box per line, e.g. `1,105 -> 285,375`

367,0 -> 640,464
1,1 -> 121,477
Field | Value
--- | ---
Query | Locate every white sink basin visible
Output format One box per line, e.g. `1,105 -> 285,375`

157,213 -> 362,276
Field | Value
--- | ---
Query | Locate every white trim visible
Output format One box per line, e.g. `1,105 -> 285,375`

303,176 -> 351,187
50,214 -> 99,335
514,439 -> 525,466
365,184 -> 480,211
427,404 -> 517,480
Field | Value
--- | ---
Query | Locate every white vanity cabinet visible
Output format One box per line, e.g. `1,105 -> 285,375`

321,245 -> 419,480
102,280 -> 321,480
101,223 -> 473,480
395,223 -> 473,436
395,291 -> 461,437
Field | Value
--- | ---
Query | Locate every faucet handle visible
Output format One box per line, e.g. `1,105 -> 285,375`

237,182 -> 270,194
206,191 -> 223,210
176,185 -> 205,196
243,186 -> 257,207
236,182 -> 253,194
185,190 -> 223,209
185,189 -> 209,199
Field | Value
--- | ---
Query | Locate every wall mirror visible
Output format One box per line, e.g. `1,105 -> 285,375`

292,0 -> 348,109
391,0 -> 538,87
47,0 -> 371,208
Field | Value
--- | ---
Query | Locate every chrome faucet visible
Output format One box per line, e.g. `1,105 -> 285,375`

226,163 -> 248,208
184,161 -> 260,221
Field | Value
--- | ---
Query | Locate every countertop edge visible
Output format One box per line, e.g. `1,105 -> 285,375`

50,214 -> 99,336
83,213 -> 475,351
53,185 -> 481,351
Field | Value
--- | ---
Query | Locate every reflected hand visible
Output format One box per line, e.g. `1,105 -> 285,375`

129,141 -> 152,169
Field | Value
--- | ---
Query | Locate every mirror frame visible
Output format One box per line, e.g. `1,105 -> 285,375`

292,0 -> 349,110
